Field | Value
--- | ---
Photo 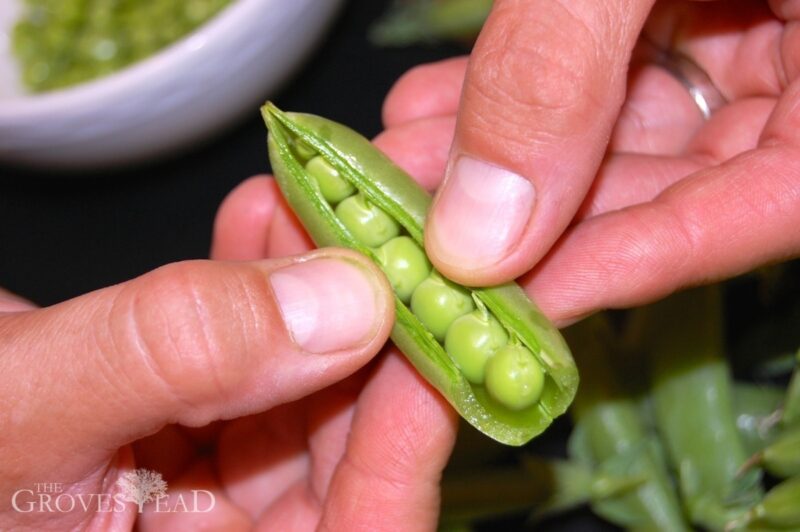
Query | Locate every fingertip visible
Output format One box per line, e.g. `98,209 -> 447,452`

266,198 -> 315,258
319,350 -> 457,531
425,156 -> 538,285
382,57 -> 468,128
372,115 -> 456,192
212,175 -> 279,261
0,287 -> 37,312
267,248 -> 395,356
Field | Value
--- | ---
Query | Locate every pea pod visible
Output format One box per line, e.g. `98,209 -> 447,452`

642,287 -> 762,530
742,476 -> 800,530
782,350 -> 800,427
565,315 -> 689,531
370,0 -> 492,46
732,383 -> 784,455
739,427 -> 800,479
262,103 -> 577,445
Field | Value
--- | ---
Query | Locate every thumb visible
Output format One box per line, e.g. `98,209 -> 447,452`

426,0 -> 654,285
0,249 -> 393,478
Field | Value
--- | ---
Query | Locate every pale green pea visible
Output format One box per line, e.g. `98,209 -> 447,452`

410,271 -> 474,342
335,193 -> 400,248
305,156 -> 356,204
375,236 -> 431,303
484,345 -> 544,411
12,0 -> 231,92
445,310 -> 508,384
292,138 -> 317,161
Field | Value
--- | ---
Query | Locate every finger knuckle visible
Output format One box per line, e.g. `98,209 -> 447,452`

467,1 -> 614,138
118,261 -> 262,410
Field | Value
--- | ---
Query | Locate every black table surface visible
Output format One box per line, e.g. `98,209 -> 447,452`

0,1 -> 618,529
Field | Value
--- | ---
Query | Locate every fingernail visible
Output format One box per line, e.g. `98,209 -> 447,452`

270,257 -> 383,354
430,156 -> 535,268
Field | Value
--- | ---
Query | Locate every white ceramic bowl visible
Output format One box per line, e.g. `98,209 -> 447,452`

0,0 -> 345,170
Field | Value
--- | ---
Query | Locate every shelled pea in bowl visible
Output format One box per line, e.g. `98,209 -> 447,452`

0,0 -> 344,170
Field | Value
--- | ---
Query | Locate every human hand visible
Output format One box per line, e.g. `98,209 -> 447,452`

380,0 -> 800,323
1,191 -> 456,531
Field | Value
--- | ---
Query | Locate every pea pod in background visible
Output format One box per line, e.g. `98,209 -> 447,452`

564,315 -> 690,532
739,426 -> 800,479
732,383 -> 785,456
640,286 -> 763,530
262,103 -> 578,446
370,0 -> 493,46
740,476 -> 800,530
781,350 -> 800,426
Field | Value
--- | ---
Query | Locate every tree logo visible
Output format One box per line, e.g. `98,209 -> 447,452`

116,469 -> 168,513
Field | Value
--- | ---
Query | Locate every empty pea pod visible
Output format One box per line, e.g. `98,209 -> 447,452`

263,103 -> 578,445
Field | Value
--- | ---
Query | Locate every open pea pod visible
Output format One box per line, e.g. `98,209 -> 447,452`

262,103 -> 577,446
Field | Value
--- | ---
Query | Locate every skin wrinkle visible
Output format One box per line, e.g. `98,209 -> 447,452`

460,116 -> 552,165
15,303 -> 116,466
81,302 -> 140,442
113,290 -> 212,440
185,270 -> 225,400
146,262 -> 269,421
220,271 -> 272,409
348,403 -> 445,489
470,4 -> 602,120
329,453 -> 419,516
747,151 -> 800,219
231,269 -> 267,361
307,404 -> 353,504
123,277 -> 199,422
106,287 -> 173,420
660,150 -> 797,272
555,0 -> 640,77
0,312 -> 56,465
222,266 -> 292,415
620,203 -> 694,291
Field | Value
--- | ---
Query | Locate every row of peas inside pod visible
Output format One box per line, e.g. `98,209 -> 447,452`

299,143 -> 545,412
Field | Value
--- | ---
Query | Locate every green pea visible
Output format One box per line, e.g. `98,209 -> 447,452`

305,156 -> 356,204
335,193 -> 400,248
484,345 -> 544,411
445,310 -> 508,384
375,236 -> 431,303
12,0 -> 232,92
410,271 -> 475,342
292,138 -> 317,162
